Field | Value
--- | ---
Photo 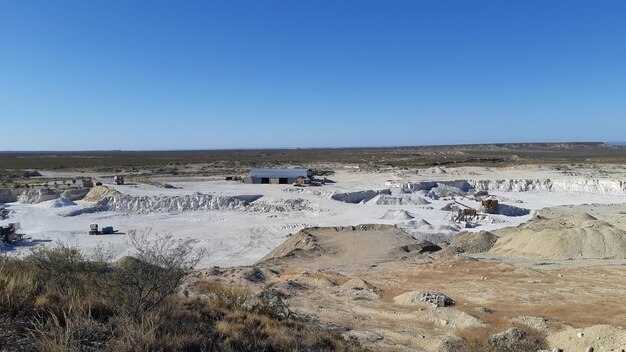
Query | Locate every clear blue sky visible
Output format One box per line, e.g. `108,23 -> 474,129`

1,1 -> 625,150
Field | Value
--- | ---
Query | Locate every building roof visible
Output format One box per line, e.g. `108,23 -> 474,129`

250,168 -> 310,179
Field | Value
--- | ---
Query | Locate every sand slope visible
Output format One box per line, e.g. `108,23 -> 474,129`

445,230 -> 497,254
83,186 -> 121,202
260,224 -> 419,268
490,213 -> 626,260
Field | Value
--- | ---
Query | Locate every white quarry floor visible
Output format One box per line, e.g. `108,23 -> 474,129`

2,166 -> 626,268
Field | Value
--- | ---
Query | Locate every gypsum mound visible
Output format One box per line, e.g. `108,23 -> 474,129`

366,194 -> 431,205
64,194 -> 317,215
394,179 -> 626,196
331,189 -> 391,203
469,179 -> 626,195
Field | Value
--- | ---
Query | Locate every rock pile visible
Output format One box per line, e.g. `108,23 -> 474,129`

393,291 -> 455,308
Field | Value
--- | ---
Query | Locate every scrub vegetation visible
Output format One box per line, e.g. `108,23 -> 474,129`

0,232 -> 361,352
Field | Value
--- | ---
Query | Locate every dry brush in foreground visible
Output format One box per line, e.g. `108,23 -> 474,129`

0,232 -> 361,352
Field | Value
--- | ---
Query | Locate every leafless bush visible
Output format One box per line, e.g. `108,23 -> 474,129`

102,229 -> 205,319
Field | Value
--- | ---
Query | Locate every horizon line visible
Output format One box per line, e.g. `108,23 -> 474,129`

0,141 -> 619,153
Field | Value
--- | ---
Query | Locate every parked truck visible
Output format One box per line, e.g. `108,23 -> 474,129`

113,175 -> 125,185
89,223 -> 117,235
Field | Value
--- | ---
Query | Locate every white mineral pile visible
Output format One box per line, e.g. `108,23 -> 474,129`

331,189 -> 391,204
60,188 -> 91,201
395,179 -> 626,196
390,181 -> 473,200
379,209 -> 415,220
68,193 -> 261,215
437,224 -> 462,232
366,194 -> 431,206
36,198 -> 77,208
469,179 -> 626,195
246,198 -> 319,213
0,187 -> 90,204
66,193 -> 319,215
404,219 -> 434,230
17,188 -> 62,204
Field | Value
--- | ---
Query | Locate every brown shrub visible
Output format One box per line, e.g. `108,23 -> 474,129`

1,242 -> 362,352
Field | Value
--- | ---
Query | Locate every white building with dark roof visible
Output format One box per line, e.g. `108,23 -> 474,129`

246,168 -> 312,184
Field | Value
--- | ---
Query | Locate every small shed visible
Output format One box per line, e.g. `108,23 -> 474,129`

246,168 -> 312,184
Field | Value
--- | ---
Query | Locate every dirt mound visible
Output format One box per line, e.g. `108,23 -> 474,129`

259,225 -> 418,268
294,274 -> 335,288
391,290 -> 482,330
490,213 -> 626,259
445,231 -> 497,254
393,291 -> 455,308
379,209 -> 414,220
566,212 -> 598,221
83,186 -> 121,202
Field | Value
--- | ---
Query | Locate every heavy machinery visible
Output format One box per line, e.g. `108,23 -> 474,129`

481,198 -> 499,214
293,177 -> 311,187
1,223 -> 24,244
472,190 -> 500,214
113,175 -> 125,185
473,190 -> 489,201
89,223 -> 116,235
445,201 -> 478,222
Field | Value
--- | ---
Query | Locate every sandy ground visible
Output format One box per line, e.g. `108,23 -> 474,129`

191,218 -> 626,351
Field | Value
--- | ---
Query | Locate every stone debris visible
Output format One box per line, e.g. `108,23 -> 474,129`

394,291 -> 455,308
489,327 -> 527,349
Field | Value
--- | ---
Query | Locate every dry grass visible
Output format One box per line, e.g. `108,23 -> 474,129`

0,248 -> 362,352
